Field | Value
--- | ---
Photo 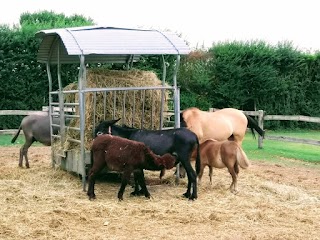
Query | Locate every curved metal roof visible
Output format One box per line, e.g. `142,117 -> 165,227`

35,26 -> 190,64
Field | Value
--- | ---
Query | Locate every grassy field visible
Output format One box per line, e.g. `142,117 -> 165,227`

0,134 -> 42,147
243,129 -> 320,164
1,130 -> 319,164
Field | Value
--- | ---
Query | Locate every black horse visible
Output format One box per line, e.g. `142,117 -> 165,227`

94,118 -> 201,200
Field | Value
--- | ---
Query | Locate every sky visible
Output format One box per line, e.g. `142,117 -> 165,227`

0,0 -> 319,52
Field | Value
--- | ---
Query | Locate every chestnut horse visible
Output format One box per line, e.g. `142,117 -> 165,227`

191,139 -> 250,193
181,107 -> 264,145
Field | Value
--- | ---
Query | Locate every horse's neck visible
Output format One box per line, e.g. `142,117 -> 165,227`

114,126 -> 137,138
144,150 -> 163,170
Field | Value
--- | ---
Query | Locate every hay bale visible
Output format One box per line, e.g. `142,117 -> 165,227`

62,69 -> 170,150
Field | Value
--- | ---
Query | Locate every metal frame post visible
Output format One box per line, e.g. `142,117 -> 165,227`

78,55 -> 87,191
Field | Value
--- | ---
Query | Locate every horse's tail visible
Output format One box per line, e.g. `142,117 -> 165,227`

195,136 -> 201,175
245,114 -> 265,139
11,126 -> 22,143
236,146 -> 250,169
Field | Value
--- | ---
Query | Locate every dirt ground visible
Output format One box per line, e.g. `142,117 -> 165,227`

0,146 -> 319,240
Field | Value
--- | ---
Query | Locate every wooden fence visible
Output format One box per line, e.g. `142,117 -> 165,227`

242,110 -> 320,148
0,107 -> 74,135
1,108 -> 320,147
0,109 -> 47,135
209,108 -> 320,148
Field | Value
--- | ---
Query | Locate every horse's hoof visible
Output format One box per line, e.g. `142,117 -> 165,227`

183,192 -> 191,198
130,190 -> 144,196
87,193 -> 96,200
231,190 -> 238,195
189,195 -> 197,201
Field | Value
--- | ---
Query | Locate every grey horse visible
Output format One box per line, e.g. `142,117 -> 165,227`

11,113 -> 60,168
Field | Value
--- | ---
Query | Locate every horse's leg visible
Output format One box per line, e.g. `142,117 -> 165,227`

19,146 -> 24,168
24,147 -> 30,169
130,171 -> 144,196
87,151 -> 105,200
234,163 -> 239,174
233,163 -> 239,192
21,139 -> 33,168
208,166 -> 213,185
197,163 -> 205,185
118,169 -> 132,201
159,169 -> 165,181
180,158 -> 197,200
87,169 -> 96,200
136,169 -> 151,199
227,166 -> 238,194
179,164 -> 186,178
174,164 -> 186,178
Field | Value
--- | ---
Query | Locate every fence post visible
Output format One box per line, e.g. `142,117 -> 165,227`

258,110 -> 264,148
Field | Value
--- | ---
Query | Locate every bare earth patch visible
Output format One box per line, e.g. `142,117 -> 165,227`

0,146 -> 319,240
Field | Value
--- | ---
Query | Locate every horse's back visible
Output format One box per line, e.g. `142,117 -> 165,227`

130,129 -> 175,155
214,108 -> 247,127
215,109 -> 248,142
182,107 -> 248,144
182,108 -> 234,142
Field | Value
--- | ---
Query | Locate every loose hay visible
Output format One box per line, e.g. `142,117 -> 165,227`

1,146 -> 320,240
61,69 -> 170,150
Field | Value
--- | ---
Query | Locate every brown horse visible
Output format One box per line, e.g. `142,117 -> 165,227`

88,134 -> 176,201
191,139 -> 250,193
181,107 -> 264,145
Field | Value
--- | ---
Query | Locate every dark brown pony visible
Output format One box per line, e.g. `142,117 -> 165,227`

181,107 -> 264,145
191,139 -> 250,193
87,134 -> 176,201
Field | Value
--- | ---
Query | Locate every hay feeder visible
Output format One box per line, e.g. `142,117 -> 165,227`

35,26 -> 190,190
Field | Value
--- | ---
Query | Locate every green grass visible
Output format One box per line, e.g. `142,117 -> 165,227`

243,131 -> 320,164
264,129 -> 320,140
0,134 -> 41,146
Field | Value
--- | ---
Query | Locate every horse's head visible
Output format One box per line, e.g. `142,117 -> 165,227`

94,118 -> 121,137
154,153 -> 177,170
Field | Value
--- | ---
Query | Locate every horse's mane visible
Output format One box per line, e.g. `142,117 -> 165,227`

120,124 -> 136,130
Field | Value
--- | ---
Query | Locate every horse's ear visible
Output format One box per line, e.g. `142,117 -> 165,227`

112,118 -> 121,125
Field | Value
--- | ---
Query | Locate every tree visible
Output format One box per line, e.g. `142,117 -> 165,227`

0,11 -> 95,129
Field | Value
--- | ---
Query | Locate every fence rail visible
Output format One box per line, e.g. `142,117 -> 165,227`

1,108 -> 320,146
242,110 -> 320,147
263,115 -> 320,123
0,110 -> 46,116
0,109 -> 49,135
